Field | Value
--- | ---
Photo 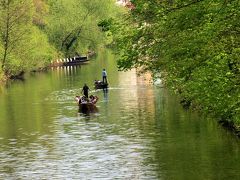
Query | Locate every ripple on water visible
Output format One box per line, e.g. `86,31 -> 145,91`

0,116 -> 160,179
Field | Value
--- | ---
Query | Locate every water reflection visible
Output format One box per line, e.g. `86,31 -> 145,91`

51,65 -> 88,78
103,88 -> 108,102
0,51 -> 239,179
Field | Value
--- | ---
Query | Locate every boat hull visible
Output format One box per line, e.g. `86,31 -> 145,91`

94,81 -> 108,89
63,56 -> 88,66
79,103 -> 98,113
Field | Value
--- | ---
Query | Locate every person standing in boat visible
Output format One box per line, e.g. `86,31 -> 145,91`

82,83 -> 90,98
102,68 -> 108,83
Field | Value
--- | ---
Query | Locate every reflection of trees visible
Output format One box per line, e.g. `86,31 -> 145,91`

0,77 -> 57,144
118,69 -> 155,121
115,71 -> 238,179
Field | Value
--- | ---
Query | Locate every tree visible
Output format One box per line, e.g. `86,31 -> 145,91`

32,0 -> 49,28
46,0 -> 121,57
110,0 -> 240,128
0,0 -> 32,74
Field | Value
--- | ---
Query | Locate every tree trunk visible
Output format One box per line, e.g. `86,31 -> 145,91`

1,0 -> 11,71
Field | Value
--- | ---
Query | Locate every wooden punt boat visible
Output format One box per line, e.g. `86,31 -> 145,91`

75,95 -> 98,113
94,80 -> 108,89
63,56 -> 88,66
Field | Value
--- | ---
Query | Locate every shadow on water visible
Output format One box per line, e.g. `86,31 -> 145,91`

77,106 -> 99,123
78,105 -> 99,115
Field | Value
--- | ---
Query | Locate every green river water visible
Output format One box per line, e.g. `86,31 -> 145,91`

0,50 -> 239,179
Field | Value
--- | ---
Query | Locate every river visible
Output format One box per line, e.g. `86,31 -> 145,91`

0,50 -> 239,179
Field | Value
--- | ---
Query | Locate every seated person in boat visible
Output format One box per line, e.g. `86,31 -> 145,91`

76,95 -> 98,105
80,96 -> 89,104
76,95 -> 88,105
89,95 -> 98,104
94,80 -> 102,85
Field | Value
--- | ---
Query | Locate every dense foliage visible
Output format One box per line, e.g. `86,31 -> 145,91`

109,0 -> 240,129
46,0 -> 121,57
0,0 -> 122,79
0,0 -> 56,77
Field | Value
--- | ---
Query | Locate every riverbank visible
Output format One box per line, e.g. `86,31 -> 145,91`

0,70 -> 25,83
219,119 -> 240,138
0,71 -> 7,84
109,0 -> 240,138
178,91 -> 240,138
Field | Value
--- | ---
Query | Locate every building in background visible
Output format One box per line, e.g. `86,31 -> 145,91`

116,0 -> 135,9
116,0 -> 129,5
